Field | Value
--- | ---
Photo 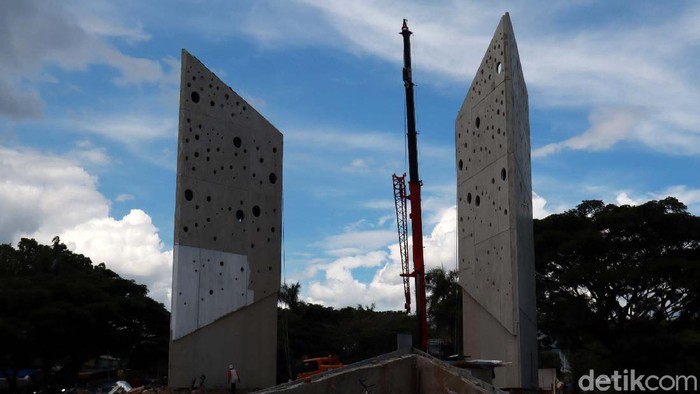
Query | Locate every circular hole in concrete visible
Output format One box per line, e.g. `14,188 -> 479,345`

467,193 -> 472,204
236,210 -> 245,222
220,261 -> 224,266
206,196 -> 212,202
209,290 -> 213,295
234,137 -> 242,148
183,226 -> 189,232
497,62 -> 502,74
458,160 -> 463,171
475,196 -> 481,207
191,91 -> 200,103
184,189 -> 193,201
475,117 -> 481,129
252,205 -> 261,217
269,173 -> 278,184
501,168 -> 507,180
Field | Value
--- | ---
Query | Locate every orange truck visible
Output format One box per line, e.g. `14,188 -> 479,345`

296,355 -> 344,380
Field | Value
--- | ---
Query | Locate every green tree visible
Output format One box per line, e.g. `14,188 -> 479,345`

279,282 -> 301,311
535,198 -> 700,378
275,283 -> 415,383
0,238 -> 170,392
425,267 -> 462,354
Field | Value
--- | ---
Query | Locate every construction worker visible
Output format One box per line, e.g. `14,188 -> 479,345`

227,365 -> 240,394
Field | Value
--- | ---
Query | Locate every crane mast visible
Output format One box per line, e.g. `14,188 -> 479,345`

393,19 -> 428,352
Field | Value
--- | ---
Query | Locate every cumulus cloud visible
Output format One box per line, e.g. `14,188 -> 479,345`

532,191 -> 554,219
0,146 -> 109,241
615,192 -> 642,207
302,205 -> 458,310
60,210 -> 173,307
300,194 -> 562,310
0,145 -> 173,307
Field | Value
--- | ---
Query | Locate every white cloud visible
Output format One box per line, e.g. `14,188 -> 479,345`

533,191 -> 554,219
320,229 -> 397,255
242,1 -> 700,157
73,114 -> 177,144
656,186 -> 700,207
0,146 -> 109,241
422,206 -> 457,271
60,209 -> 173,307
116,193 -> 135,202
0,145 -> 173,307
300,195 -> 565,310
615,192 -> 641,207
533,108 -> 643,157
0,0 -> 176,119
616,186 -> 700,214
305,249 -> 404,310
71,146 -> 111,166
303,205 -> 458,311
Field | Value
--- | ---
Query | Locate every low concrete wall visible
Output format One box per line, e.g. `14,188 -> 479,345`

415,356 -> 495,394
256,351 -> 504,394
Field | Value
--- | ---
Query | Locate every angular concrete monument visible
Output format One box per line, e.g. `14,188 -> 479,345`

455,14 -> 537,390
169,50 -> 282,390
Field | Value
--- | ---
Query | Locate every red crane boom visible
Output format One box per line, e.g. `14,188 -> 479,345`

392,19 -> 428,351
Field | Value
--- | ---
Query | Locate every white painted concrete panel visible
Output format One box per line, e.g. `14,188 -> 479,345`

172,245 -> 200,339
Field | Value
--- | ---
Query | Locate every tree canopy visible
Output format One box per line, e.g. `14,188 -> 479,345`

276,283 -> 415,383
535,198 -> 700,377
425,267 -> 462,355
0,238 -> 170,392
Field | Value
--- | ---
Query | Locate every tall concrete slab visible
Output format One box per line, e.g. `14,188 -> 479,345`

169,50 -> 282,390
455,13 -> 537,390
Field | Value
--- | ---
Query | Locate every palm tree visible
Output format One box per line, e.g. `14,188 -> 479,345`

425,267 -> 462,352
279,282 -> 301,311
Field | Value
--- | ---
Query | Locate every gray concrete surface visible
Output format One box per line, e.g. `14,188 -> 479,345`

455,13 -> 538,390
256,351 -> 503,394
169,49 -> 283,390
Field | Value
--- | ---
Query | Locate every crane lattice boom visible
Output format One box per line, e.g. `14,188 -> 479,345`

392,173 -> 412,313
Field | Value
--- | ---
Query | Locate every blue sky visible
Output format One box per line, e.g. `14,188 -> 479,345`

1,0 -> 699,310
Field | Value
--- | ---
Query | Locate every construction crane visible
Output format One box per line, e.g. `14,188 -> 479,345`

392,173 -> 411,313
392,19 -> 428,352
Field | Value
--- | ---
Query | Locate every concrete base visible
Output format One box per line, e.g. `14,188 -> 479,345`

463,291 -> 520,388
169,295 -> 277,390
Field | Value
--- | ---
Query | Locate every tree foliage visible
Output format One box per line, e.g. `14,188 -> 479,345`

0,238 -> 170,392
276,283 -> 415,383
425,267 -> 462,353
535,198 -> 700,377
278,282 -> 301,311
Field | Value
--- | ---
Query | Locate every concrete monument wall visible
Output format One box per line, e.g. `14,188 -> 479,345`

455,13 -> 537,390
169,50 -> 282,390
